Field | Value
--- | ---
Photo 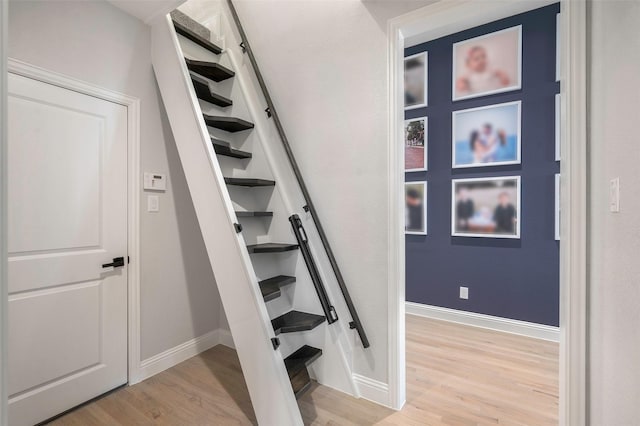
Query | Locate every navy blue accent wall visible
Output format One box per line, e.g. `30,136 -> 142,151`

405,4 -> 560,326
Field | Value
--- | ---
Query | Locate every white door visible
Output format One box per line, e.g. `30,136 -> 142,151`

7,72 -> 128,426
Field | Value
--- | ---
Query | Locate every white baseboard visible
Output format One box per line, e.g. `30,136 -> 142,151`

406,302 -> 560,342
353,373 -> 391,408
135,328 -> 232,383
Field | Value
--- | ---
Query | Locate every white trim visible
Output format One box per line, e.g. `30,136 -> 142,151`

6,59 -> 144,388
452,25 -> 523,102
403,51 -> 428,110
0,2 -> 8,424
555,93 -> 561,161
404,116 -> 428,172
451,100 -> 522,169
555,173 -> 561,241
451,175 -> 521,239
137,329 -> 227,382
406,302 -> 560,342
388,1 -> 586,423
217,328 -> 235,349
352,374 -> 391,408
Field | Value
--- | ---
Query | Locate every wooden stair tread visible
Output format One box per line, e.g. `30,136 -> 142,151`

235,211 -> 273,217
173,20 -> 222,55
211,138 -> 251,159
246,243 -> 298,254
259,275 -> 296,302
271,310 -> 326,335
185,58 -> 234,82
190,72 -> 232,107
284,345 -> 322,399
224,178 -> 275,187
203,114 -> 254,132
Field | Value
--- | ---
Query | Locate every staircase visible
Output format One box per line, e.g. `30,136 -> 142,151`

151,5 -> 367,425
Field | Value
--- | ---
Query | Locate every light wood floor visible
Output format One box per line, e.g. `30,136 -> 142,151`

49,315 -> 558,425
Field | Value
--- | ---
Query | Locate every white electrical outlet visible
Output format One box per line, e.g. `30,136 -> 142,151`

459,286 -> 469,300
147,195 -> 159,212
610,177 -> 620,213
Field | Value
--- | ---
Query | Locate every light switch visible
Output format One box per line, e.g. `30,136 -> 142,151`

147,195 -> 159,212
610,178 -> 620,213
144,172 -> 167,191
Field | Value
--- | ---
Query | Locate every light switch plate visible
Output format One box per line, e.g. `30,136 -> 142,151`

459,286 -> 469,300
147,195 -> 159,212
144,172 -> 167,191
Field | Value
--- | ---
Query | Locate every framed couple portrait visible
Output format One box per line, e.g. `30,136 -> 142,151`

404,52 -> 428,110
405,181 -> 427,235
453,25 -> 522,101
452,176 -> 521,239
452,101 -> 521,169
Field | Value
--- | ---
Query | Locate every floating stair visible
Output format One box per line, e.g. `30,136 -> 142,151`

236,211 -> 273,217
172,20 -> 222,55
284,345 -> 322,398
190,72 -> 232,107
203,114 -> 255,132
259,275 -> 296,302
211,138 -> 252,159
224,178 -> 275,187
246,243 -> 299,254
272,311 -> 326,335
185,58 -> 235,82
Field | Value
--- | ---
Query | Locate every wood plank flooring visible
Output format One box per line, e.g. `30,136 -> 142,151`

49,315 -> 558,425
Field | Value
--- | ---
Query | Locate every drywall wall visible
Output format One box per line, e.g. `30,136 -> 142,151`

405,5 -> 560,327
7,0 -> 221,361
232,0 -> 435,384
588,1 -> 640,423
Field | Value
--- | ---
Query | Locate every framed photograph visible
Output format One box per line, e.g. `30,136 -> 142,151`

405,181 -> 427,235
451,176 -> 521,239
452,101 -> 521,168
404,52 -> 428,109
405,117 -> 428,171
555,94 -> 561,161
453,26 -> 522,101
556,13 -> 561,82
555,173 -> 560,241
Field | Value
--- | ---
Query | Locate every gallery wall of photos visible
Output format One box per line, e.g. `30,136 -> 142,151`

403,3 -> 561,326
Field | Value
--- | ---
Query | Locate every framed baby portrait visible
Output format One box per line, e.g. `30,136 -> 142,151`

452,25 -> 522,101
452,101 -> 521,169
405,181 -> 427,235
451,176 -> 521,239
404,117 -> 428,171
404,52 -> 428,109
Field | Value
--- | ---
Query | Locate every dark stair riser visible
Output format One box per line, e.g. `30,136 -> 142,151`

191,73 -> 232,107
173,20 -> 223,55
225,178 -> 275,187
284,345 -> 323,399
246,243 -> 298,254
236,211 -> 273,217
186,58 -> 235,82
203,115 -> 254,132
212,139 -> 252,159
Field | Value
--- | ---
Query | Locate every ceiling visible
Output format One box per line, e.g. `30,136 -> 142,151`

106,0 -> 185,24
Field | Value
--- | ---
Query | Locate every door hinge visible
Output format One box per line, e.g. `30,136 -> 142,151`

271,337 -> 280,350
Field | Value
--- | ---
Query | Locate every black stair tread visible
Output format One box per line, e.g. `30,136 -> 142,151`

185,58 -> 235,82
203,114 -> 255,132
284,345 -> 322,379
224,178 -> 275,187
235,211 -> 273,217
259,275 -> 296,302
173,20 -> 222,55
271,311 -> 326,335
246,243 -> 299,254
190,72 -> 233,107
211,139 -> 252,159
290,368 -> 312,399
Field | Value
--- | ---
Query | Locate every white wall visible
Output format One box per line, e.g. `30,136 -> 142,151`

232,0 -> 434,384
7,0 -> 222,361
588,1 -> 640,423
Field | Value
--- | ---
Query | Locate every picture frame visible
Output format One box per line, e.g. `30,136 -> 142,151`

404,51 -> 428,110
405,181 -> 427,235
555,93 -> 561,161
451,176 -> 521,239
556,13 -> 561,82
555,173 -> 560,241
404,117 -> 428,171
452,25 -> 522,101
452,101 -> 521,169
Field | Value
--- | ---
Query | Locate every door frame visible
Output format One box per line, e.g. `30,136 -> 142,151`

5,59 -> 143,387
386,1 -> 587,425
0,1 -> 8,424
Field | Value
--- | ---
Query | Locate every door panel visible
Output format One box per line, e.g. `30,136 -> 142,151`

7,72 -> 128,426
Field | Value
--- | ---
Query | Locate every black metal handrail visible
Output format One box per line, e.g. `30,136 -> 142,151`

226,0 -> 370,348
